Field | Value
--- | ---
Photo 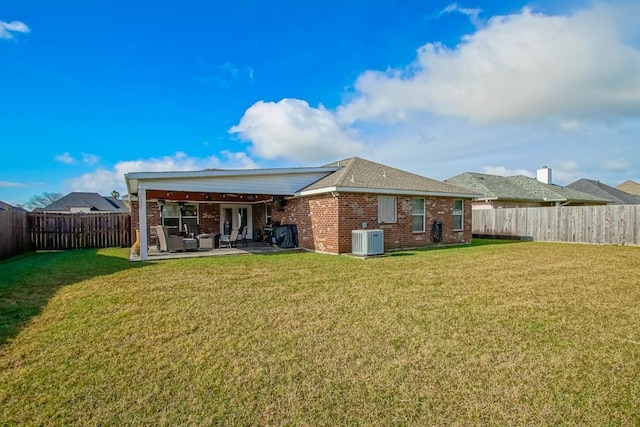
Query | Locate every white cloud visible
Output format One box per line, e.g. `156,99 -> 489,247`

0,20 -> 29,40
338,3 -> 640,125
480,162 -> 580,184
55,152 -> 75,164
224,3 -> 639,187
0,180 -> 28,188
481,166 -> 534,176
441,3 -> 483,27
66,151 -> 259,195
604,159 -> 631,172
229,98 -> 363,163
82,153 -> 99,166
557,120 -> 588,131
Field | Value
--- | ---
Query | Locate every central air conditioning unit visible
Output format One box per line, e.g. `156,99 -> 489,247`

352,229 -> 384,256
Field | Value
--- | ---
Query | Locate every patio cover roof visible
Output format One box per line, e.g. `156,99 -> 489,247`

125,166 -> 340,201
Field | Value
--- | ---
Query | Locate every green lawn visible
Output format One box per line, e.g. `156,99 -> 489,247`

1,241 -> 639,425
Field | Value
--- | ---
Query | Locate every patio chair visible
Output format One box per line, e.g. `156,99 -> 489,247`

237,226 -> 248,247
156,225 -> 198,253
184,223 -> 213,248
219,228 -> 239,249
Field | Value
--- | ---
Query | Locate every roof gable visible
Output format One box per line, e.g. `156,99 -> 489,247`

299,157 -> 477,197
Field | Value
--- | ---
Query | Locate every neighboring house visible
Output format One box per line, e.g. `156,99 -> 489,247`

125,156 -> 479,259
42,192 -> 129,213
566,179 -> 640,205
617,180 -> 640,196
0,201 -> 27,212
445,167 -> 610,210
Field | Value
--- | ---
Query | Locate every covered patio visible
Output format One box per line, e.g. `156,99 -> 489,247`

125,166 -> 339,261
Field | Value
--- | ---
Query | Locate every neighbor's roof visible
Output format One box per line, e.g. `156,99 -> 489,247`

445,172 -> 611,204
43,192 -> 129,212
616,180 -> 640,196
567,179 -> 640,205
0,200 -> 26,212
298,157 -> 479,198
0,201 -> 26,212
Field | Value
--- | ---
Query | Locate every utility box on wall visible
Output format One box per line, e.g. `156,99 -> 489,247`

352,229 -> 384,256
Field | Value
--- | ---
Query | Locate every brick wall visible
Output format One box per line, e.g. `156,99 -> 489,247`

197,203 -> 220,234
273,193 -> 472,254
130,201 -> 161,236
337,194 -> 472,253
253,203 -> 267,241
134,193 -> 472,254
274,195 -> 339,253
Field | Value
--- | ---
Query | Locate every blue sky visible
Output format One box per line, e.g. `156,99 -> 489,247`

2,0 -> 639,207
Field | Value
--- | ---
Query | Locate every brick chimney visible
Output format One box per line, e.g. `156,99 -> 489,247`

537,166 -> 552,184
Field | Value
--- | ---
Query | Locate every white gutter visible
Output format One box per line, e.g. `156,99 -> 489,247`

296,186 -> 480,199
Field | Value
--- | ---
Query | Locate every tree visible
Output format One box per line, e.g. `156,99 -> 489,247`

25,192 -> 63,210
111,190 -> 120,199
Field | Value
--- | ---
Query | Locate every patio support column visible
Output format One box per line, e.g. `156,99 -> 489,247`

139,184 -> 148,260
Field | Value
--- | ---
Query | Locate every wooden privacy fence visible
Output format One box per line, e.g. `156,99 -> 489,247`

473,204 -> 640,246
0,210 -> 31,260
29,212 -> 132,250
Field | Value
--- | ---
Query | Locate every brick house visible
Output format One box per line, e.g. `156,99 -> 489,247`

125,157 -> 478,260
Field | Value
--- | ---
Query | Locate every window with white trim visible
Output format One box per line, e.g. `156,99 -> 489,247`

162,202 -> 198,233
378,195 -> 396,223
412,198 -> 425,232
453,199 -> 464,230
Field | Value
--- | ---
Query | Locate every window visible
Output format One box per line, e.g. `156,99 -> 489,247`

162,202 -> 198,232
453,199 -> 463,230
412,198 -> 425,232
378,195 -> 396,223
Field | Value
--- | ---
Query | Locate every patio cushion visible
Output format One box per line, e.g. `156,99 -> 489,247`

183,238 -> 198,251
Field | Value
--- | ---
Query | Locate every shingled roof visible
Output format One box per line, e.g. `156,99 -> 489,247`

567,179 -> 640,205
445,172 -> 610,204
617,180 -> 640,196
43,192 -> 129,212
298,157 -> 478,197
0,201 -> 26,212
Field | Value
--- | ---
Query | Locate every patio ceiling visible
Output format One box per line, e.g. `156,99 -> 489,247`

145,190 -> 274,203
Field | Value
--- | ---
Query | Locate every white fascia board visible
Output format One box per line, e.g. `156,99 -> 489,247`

125,177 -> 138,196
297,186 -> 480,199
126,167 -> 338,181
